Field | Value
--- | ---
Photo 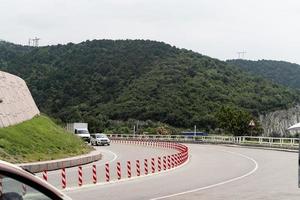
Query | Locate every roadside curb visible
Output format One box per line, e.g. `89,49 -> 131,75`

17,149 -> 102,173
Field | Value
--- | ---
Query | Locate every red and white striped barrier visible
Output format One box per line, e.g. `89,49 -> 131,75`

163,156 -> 167,170
117,162 -> 121,180
136,160 -> 141,176
105,163 -> 110,182
144,159 -> 148,175
61,168 -> 66,189
167,156 -> 171,169
78,166 -> 83,186
174,155 -> 179,167
43,170 -> 48,181
22,184 -> 27,196
151,158 -> 155,173
92,165 -> 97,184
158,157 -> 161,172
47,139 -> 189,188
0,178 -> 2,197
127,161 -> 131,178
171,155 -> 175,168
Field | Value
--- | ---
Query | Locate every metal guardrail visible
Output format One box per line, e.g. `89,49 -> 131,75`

106,134 -> 299,149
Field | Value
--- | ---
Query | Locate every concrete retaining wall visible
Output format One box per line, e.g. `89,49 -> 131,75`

0,70 -> 40,127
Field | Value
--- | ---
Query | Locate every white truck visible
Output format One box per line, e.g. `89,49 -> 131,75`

66,123 -> 91,143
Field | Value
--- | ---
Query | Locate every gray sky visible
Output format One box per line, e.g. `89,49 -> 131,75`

1,0 -> 300,64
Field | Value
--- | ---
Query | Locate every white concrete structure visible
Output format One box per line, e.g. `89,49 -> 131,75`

0,70 -> 39,127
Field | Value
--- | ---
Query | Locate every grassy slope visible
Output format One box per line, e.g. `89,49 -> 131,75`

0,115 -> 92,163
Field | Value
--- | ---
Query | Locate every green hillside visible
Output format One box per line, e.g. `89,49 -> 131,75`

0,115 -> 91,163
0,40 -> 299,132
227,59 -> 300,90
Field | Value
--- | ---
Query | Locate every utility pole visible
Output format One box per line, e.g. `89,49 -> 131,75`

237,51 -> 247,59
194,125 -> 197,137
28,37 -> 41,47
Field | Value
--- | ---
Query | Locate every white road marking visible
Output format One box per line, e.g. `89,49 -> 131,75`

150,150 -> 259,200
95,149 -> 118,167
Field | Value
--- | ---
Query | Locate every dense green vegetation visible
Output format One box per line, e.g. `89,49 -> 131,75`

104,119 -> 184,135
216,106 -> 263,136
0,115 -> 91,163
0,40 -> 299,133
227,59 -> 300,90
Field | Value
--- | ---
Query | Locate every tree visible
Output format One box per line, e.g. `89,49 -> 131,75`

216,106 -> 262,136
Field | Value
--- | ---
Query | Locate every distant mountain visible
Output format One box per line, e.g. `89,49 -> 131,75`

227,59 -> 300,90
0,40 -> 299,131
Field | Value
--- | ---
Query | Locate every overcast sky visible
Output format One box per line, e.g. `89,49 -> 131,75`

1,0 -> 300,64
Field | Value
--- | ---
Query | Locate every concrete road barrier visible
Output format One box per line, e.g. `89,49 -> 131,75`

19,151 -> 102,173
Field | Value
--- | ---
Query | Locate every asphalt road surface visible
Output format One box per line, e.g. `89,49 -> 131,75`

62,143 -> 300,200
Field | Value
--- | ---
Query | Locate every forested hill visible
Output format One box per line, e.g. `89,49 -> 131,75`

227,59 -> 300,90
0,40 -> 299,131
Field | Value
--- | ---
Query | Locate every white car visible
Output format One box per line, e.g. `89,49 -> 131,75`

90,133 -> 110,146
0,160 -> 71,200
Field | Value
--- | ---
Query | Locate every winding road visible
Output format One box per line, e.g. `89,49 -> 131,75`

46,143 -> 300,200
